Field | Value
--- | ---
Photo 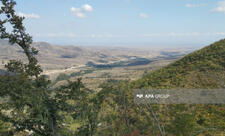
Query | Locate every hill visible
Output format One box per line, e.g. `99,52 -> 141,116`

118,39 -> 225,135
0,40 -> 192,70
133,39 -> 225,89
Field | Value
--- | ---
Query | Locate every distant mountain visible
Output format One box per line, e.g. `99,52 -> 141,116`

0,40 -> 192,70
133,39 -> 225,88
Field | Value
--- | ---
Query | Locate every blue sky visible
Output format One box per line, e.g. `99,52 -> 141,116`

10,0 -> 225,47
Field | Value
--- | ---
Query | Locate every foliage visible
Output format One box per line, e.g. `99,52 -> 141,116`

0,0 -> 225,135
129,39 -> 225,135
0,1 -> 101,135
53,69 -> 95,85
133,39 -> 225,89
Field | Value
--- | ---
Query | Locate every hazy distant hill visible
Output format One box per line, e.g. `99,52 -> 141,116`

0,40 -> 191,70
133,39 -> 225,88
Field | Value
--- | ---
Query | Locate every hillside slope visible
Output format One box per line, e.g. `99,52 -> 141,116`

123,40 -> 225,135
0,40 -> 190,70
133,39 -> 225,89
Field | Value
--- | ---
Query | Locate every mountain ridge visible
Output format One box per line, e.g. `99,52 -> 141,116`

133,39 -> 225,89
0,40 -> 192,70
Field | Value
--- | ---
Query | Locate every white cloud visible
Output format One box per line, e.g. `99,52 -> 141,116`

33,32 -> 225,39
34,33 -> 77,38
143,33 -> 161,37
71,7 -> 85,18
82,4 -> 93,12
33,33 -> 128,39
185,3 -> 206,8
71,7 -> 81,13
143,32 -> 225,37
212,0 -> 225,13
17,12 -> 40,19
139,13 -> 149,19
88,34 -> 127,38
71,4 -> 93,19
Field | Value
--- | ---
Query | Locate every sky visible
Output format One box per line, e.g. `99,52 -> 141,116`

7,0 -> 225,47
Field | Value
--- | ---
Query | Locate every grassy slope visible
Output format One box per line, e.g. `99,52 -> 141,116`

133,39 -> 225,89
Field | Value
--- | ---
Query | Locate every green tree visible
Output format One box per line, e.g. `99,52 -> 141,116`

0,1 -> 100,135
